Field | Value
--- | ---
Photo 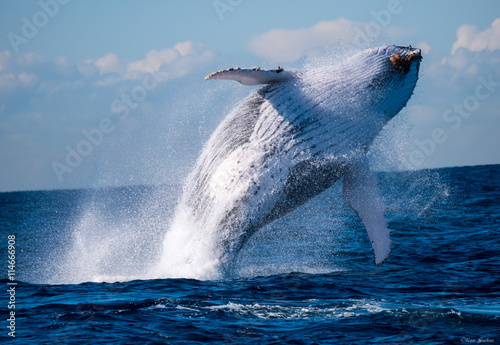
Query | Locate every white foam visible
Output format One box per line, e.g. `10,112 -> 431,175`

204,299 -> 392,319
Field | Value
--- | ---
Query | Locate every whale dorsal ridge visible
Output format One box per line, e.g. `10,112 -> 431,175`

204,67 -> 294,85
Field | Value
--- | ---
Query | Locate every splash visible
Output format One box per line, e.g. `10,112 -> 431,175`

47,46 -> 441,284
150,203 -> 224,280
49,185 -> 176,284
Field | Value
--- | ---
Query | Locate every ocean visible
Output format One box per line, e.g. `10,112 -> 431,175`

1,164 -> 498,344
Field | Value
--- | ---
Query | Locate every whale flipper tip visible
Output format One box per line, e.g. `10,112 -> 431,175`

374,240 -> 392,266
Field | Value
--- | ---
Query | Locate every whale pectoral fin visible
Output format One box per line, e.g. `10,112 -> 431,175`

342,156 -> 392,265
205,67 -> 294,85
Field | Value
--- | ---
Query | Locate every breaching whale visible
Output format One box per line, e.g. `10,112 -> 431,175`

158,45 -> 421,278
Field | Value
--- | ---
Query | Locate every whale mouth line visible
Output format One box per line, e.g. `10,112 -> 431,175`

390,50 -> 422,75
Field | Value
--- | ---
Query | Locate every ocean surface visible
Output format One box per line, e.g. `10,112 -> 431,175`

1,164 -> 499,344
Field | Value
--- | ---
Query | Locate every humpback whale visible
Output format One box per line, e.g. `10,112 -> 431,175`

158,45 -> 422,278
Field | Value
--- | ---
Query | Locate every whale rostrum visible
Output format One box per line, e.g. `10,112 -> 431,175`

160,45 -> 422,277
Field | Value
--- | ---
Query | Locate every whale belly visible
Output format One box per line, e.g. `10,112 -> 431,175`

188,87 -> 359,263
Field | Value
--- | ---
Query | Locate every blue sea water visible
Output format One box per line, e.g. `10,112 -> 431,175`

1,164 -> 499,344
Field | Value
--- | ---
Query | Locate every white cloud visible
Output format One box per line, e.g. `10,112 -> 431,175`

94,53 -> 124,75
442,19 -> 500,74
0,51 -> 44,72
250,19 -> 364,63
0,73 -> 15,92
125,41 -> 213,80
249,18 -> 410,63
17,51 -> 45,67
442,48 -> 470,70
74,41 -> 215,83
0,41 -> 215,92
18,72 -> 37,86
0,51 -> 13,72
416,41 -> 431,55
0,70 -> 37,92
77,60 -> 98,77
451,18 -> 500,54
441,45 -> 500,79
173,41 -> 197,57
127,49 -> 178,75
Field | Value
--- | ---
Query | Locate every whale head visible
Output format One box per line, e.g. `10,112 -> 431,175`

355,45 -> 422,123
293,45 -> 421,147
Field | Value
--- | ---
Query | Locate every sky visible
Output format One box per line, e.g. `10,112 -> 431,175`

0,0 -> 499,192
